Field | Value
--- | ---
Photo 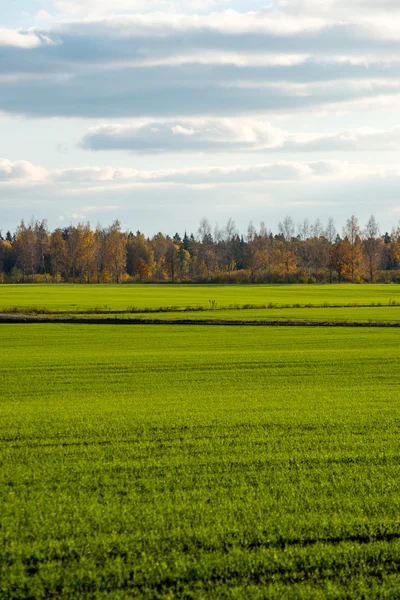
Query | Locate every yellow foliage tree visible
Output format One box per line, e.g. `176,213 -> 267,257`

135,258 -> 152,281
341,236 -> 363,282
104,221 -> 127,283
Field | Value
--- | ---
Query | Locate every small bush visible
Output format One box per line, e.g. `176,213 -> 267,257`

10,267 -> 23,283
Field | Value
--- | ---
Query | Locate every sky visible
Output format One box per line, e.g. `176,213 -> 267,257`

1,0 -> 400,236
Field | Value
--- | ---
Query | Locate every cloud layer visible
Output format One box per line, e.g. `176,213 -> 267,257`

1,7 -> 400,118
81,120 -> 286,152
1,156 -> 398,190
81,120 -> 400,154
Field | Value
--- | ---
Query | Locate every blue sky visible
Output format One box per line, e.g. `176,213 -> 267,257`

1,0 -> 400,236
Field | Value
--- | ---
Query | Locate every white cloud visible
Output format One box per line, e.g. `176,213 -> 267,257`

286,127 -> 400,152
0,158 -> 48,182
32,9 -> 400,47
172,125 -> 196,136
44,11 -> 328,39
48,0 -> 400,20
36,10 -> 54,24
51,0 -> 222,17
82,205 -> 120,212
280,0 -> 400,16
52,161 -> 328,186
0,28 -> 47,48
54,166 -> 116,182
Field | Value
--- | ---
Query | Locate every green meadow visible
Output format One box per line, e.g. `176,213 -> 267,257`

2,323 -> 400,598
2,283 -> 400,313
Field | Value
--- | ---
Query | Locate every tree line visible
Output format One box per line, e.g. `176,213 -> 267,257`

1,215 -> 400,284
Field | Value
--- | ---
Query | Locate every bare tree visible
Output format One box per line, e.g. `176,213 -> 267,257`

34,219 -> 49,279
297,219 -> 312,277
363,215 -> 382,283
198,218 -> 213,244
325,217 -> 337,245
278,216 -> 297,281
324,217 -> 337,283
246,222 -> 257,283
223,218 -> 238,282
279,216 -> 295,242
343,215 -> 360,245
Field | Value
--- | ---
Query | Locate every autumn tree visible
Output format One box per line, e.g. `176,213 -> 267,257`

389,225 -> 400,270
150,232 -> 169,280
0,235 -> 15,280
179,248 -> 191,280
49,229 -> 67,282
127,232 -> 155,280
342,215 -> 363,282
165,239 -> 180,282
329,236 -> 345,283
14,220 -> 39,282
81,224 -> 97,283
104,220 -> 127,283
94,226 -> 107,284
135,258 -> 152,281
65,224 -> 84,283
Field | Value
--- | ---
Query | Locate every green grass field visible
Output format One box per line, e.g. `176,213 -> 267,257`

2,324 -> 400,598
2,283 -> 400,313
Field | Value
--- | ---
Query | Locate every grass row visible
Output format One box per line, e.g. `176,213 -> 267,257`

3,300 -> 400,316
2,283 -> 400,313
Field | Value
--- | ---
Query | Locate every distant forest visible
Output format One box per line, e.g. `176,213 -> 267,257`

1,215 -> 399,284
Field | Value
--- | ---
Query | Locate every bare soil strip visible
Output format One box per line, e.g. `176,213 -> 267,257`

2,313 -> 400,327
2,302 -> 400,316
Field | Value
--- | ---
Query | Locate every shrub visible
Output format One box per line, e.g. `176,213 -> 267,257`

34,274 -> 52,284
10,267 -> 23,283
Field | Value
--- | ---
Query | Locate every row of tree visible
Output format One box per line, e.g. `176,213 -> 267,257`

1,215 -> 400,284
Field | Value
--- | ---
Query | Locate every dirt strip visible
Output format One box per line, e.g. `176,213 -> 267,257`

1,313 -> 400,327
2,303 -> 400,316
